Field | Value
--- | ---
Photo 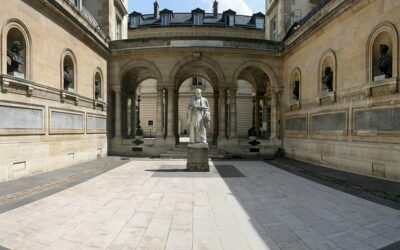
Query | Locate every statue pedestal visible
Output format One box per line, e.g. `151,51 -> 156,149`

187,143 -> 209,172
9,71 -> 24,79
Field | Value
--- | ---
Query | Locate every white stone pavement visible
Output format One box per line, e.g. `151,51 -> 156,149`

0,160 -> 399,250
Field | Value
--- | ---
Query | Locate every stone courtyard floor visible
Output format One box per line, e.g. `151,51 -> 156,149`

0,158 -> 400,250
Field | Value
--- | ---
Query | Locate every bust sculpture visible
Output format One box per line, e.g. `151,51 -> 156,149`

95,79 -> 101,99
377,44 -> 392,78
187,88 -> 210,144
7,41 -> 24,73
322,67 -> 333,92
63,65 -> 73,90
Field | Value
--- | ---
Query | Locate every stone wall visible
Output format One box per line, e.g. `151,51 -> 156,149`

0,0 -> 108,182
282,0 -> 400,180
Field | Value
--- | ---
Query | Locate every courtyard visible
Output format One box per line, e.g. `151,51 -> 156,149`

0,158 -> 399,250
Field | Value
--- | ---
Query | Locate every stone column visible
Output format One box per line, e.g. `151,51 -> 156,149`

213,92 -> 219,143
255,94 -> 261,132
166,86 -> 175,139
114,87 -> 122,137
229,88 -> 237,138
156,87 -> 164,138
130,94 -> 137,137
218,89 -> 226,138
270,88 -> 278,139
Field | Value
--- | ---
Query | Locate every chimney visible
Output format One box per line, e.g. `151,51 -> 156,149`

213,0 -> 218,18
154,1 -> 159,19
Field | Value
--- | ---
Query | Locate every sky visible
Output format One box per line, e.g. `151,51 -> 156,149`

128,0 -> 265,16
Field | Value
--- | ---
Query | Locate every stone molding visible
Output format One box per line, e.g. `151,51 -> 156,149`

0,74 -> 107,112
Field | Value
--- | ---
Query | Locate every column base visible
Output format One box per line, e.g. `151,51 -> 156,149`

187,143 -> 209,172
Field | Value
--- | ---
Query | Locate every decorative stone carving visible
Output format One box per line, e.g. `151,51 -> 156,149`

377,44 -> 392,79
7,41 -> 25,75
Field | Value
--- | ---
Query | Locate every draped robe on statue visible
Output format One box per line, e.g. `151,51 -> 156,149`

187,96 -> 210,144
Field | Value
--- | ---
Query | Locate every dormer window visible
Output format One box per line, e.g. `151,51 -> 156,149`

251,12 -> 266,30
160,9 -> 173,26
256,18 -> 264,29
192,8 -> 205,25
129,12 -> 143,28
223,10 -> 236,27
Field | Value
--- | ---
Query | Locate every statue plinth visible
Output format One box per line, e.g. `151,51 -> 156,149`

9,71 -> 24,79
187,143 -> 209,172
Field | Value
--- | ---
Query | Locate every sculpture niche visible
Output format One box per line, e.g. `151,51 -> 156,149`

7,41 -> 25,78
376,44 -> 392,79
63,65 -> 73,91
95,79 -> 101,99
186,88 -> 211,171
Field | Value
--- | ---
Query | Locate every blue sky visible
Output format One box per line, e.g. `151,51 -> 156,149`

128,0 -> 265,15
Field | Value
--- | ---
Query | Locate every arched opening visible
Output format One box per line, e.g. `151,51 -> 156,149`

177,77 -> 215,143
6,28 -> 27,78
172,59 -> 221,145
367,22 -> 398,82
236,66 -> 271,139
290,68 -> 301,103
120,64 -> 162,139
61,50 -> 77,92
94,70 -> 102,100
319,50 -> 336,95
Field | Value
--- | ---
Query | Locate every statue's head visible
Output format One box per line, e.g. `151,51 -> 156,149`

380,44 -> 389,54
195,88 -> 202,98
64,65 -> 72,71
12,41 -> 23,51
325,67 -> 332,75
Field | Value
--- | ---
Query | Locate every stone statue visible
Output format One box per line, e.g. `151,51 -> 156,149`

322,67 -> 333,92
7,41 -> 24,73
377,44 -> 392,78
95,79 -> 101,99
187,88 -> 210,144
293,80 -> 300,100
63,65 -> 73,90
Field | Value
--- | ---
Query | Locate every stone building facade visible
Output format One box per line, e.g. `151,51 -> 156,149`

0,0 -> 127,182
1,0 -> 400,182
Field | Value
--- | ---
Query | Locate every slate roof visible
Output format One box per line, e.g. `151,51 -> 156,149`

129,11 -> 265,30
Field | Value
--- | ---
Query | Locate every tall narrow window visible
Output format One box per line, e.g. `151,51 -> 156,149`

161,14 -> 171,26
131,16 -> 140,28
116,15 -> 122,39
194,14 -> 204,25
228,15 -> 235,26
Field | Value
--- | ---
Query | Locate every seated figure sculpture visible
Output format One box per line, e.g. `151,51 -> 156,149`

322,67 -> 333,92
187,88 -> 210,144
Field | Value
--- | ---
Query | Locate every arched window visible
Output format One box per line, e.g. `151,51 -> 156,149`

2,19 -> 31,79
319,50 -> 337,95
367,22 -> 398,82
290,68 -> 301,102
61,49 -> 77,92
94,69 -> 103,100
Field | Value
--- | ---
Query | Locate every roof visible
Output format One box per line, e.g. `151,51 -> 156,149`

128,11 -> 265,30
284,0 -> 332,40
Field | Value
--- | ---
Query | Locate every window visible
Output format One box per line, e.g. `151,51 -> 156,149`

270,17 -> 277,40
194,14 -> 204,25
116,15 -> 122,39
130,16 -> 140,28
161,14 -> 171,26
227,15 -> 235,26
256,18 -> 264,29
192,77 -> 203,86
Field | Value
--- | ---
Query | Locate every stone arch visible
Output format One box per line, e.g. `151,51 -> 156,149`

61,48 -> 78,91
318,49 -> 337,94
2,18 -> 32,80
290,67 -> 301,102
366,21 -> 399,82
170,56 -> 225,91
119,59 -> 162,84
232,61 -> 278,91
93,67 -> 104,100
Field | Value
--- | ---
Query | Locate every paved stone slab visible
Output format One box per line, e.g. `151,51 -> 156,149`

0,159 -> 399,249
